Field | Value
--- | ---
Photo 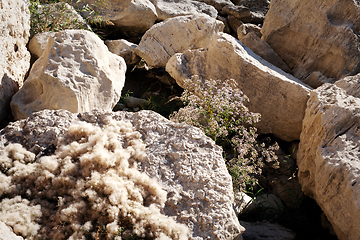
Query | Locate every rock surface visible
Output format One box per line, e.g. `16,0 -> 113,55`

0,0 -> 31,122
105,39 -> 140,66
297,82 -> 360,240
10,30 -> 126,120
195,0 -> 234,11
237,23 -> 262,39
240,32 -> 291,73
302,71 -> 334,89
75,0 -> 157,34
0,222 -> 23,240
0,109 -> 245,239
261,0 -> 360,81
166,32 -> 311,141
240,221 -> 296,240
135,14 -> 224,68
28,32 -> 56,59
150,0 -> 218,21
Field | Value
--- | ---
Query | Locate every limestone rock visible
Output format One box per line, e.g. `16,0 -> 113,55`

105,39 -> 140,66
297,83 -> 360,240
240,32 -> 291,73
0,109 -> 245,239
75,0 -> 157,34
234,0 -> 270,22
10,30 -> 126,120
221,5 -> 251,22
150,0 -> 218,21
240,221 -> 296,240
234,192 -> 253,216
0,0 -> 31,122
28,32 -> 56,59
237,23 -> 262,39
0,222 -> 23,240
261,0 -> 360,81
166,32 -> 311,141
135,14 -> 224,68
227,15 -> 243,33
195,0 -> 234,11
334,73 -> 360,98
303,71 -> 334,89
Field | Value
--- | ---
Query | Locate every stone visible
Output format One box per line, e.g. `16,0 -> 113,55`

135,14 -> 224,68
240,32 -> 291,73
10,30 -> 126,120
166,32 -> 311,141
0,0 -> 31,122
237,23 -> 262,39
28,32 -> 56,59
334,73 -> 360,98
0,222 -> 23,240
105,39 -> 141,66
221,5 -> 251,22
244,193 -> 285,217
150,0 -> 218,21
227,15 -> 243,33
240,221 -> 296,240
195,0 -> 234,11
261,0 -> 360,81
75,0 -> 157,34
234,192 -> 253,216
297,83 -> 360,240
217,15 -> 232,34
0,109 -> 245,239
302,71 -> 334,89
234,0 -> 270,22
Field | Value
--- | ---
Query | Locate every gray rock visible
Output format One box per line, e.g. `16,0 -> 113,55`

0,109 -> 245,239
195,0 -> 234,11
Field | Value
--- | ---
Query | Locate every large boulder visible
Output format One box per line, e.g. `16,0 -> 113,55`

297,79 -> 360,240
261,0 -> 360,81
0,0 -> 31,122
135,14 -> 224,68
166,32 -> 311,141
105,39 -> 141,66
10,30 -> 126,120
0,109 -> 245,239
74,0 -> 157,34
149,0 -> 218,21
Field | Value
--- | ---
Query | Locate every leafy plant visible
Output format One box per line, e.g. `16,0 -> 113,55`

170,76 -> 279,193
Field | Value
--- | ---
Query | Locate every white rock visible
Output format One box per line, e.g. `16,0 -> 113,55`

261,0 -> 360,81
28,32 -> 56,59
150,0 -> 218,21
0,0 -> 31,121
297,82 -> 360,240
136,14 -> 224,68
0,109 -> 245,239
234,192 -> 253,215
166,32 -> 311,141
105,39 -> 140,66
10,30 -> 126,120
75,0 -> 157,34
0,222 -> 23,240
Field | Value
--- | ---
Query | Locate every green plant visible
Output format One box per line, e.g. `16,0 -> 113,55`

170,77 -> 279,193
29,0 -> 108,37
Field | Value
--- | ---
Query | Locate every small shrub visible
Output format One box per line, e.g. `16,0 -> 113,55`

170,77 -> 279,192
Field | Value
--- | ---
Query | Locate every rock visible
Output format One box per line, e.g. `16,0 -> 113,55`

240,32 -> 291,73
244,194 -> 285,217
123,96 -> 150,108
150,0 -> 218,21
297,83 -> 360,240
240,221 -> 296,240
334,73 -> 360,98
302,71 -> 334,89
10,30 -> 126,120
105,39 -> 141,66
221,5 -> 251,22
0,0 -> 31,122
195,0 -> 234,11
217,15 -> 232,34
234,192 -> 253,216
261,0 -> 360,81
234,0 -> 270,21
75,0 -> 157,34
28,32 -> 56,59
237,23 -> 261,39
0,109 -> 245,239
166,32 -> 311,141
268,175 -> 303,208
227,15 -> 244,33
0,222 -> 23,240
135,14 -> 224,68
